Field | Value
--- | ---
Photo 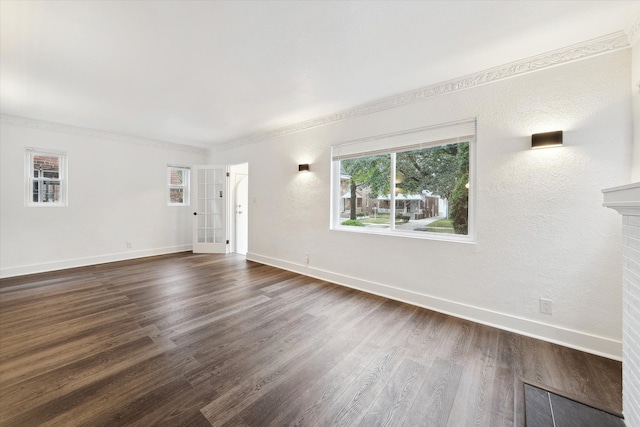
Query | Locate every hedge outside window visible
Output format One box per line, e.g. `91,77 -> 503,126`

331,119 -> 475,241
168,166 -> 190,206
26,149 -> 67,207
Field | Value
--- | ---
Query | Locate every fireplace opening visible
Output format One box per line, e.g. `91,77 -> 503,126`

522,383 -> 624,427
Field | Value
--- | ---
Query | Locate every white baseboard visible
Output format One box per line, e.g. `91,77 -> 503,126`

247,252 -> 622,361
0,245 -> 193,279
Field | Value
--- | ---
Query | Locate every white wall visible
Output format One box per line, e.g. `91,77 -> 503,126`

632,38 -> 640,182
210,49 -> 632,359
0,120 -> 207,277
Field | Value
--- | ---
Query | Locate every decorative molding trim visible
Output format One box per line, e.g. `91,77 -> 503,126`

0,115 -> 208,155
0,245 -> 193,278
213,31 -> 631,152
626,10 -> 640,46
247,252 -> 622,360
602,182 -> 640,216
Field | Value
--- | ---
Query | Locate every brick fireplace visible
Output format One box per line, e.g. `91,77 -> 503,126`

603,182 -> 640,427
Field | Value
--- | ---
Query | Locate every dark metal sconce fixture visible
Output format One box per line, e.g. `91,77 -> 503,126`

298,164 -> 310,172
532,130 -> 563,149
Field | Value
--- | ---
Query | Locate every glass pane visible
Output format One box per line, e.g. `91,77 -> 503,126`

198,214 -> 211,228
170,168 -> 184,185
169,188 -> 184,204
198,228 -> 206,243
33,155 -> 60,178
213,213 -> 222,229
198,169 -> 205,181
32,181 -> 39,202
42,171 -> 59,179
41,181 -> 61,203
208,198 -> 224,214
207,170 -> 215,184
339,154 -> 391,228
204,214 -> 213,228
198,198 -> 205,213
395,142 -> 469,235
206,228 -> 215,243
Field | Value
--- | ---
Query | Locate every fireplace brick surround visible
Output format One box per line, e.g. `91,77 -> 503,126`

603,182 -> 640,427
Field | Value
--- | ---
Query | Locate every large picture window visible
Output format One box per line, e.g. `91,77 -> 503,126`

331,119 -> 475,241
25,148 -> 67,206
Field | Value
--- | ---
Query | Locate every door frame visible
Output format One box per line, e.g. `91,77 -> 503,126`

229,163 -> 249,255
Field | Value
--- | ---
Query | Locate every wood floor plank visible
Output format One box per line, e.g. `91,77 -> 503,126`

356,357 -> 430,427
27,349 -> 203,427
236,337 -> 373,426
0,336 -> 176,423
199,324 -> 347,426
446,325 -> 499,427
0,303 -> 137,353
329,346 -> 408,426
403,357 -> 464,427
197,292 -> 390,425
0,322 -> 159,386
0,253 -> 623,426
265,342 -> 382,426
488,367 -> 515,427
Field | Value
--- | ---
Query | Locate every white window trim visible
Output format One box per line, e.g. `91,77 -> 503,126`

25,148 -> 68,207
330,119 -> 476,243
167,165 -> 190,206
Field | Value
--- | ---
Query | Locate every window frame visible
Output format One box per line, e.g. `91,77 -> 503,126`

25,148 -> 68,207
167,165 -> 191,206
330,119 -> 476,243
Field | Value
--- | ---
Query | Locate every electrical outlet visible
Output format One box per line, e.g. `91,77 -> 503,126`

305,254 -> 310,266
539,298 -> 553,315
126,241 -> 132,249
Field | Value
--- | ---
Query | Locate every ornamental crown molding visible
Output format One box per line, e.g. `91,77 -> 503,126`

212,31 -> 631,153
0,115 -> 208,155
626,10 -> 640,45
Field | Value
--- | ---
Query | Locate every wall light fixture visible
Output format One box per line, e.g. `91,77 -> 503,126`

532,130 -> 563,149
298,164 -> 310,172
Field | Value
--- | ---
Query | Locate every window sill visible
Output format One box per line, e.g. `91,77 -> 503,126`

26,203 -> 67,208
330,224 -> 475,243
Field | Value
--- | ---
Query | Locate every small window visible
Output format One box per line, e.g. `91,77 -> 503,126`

331,119 -> 475,241
168,166 -> 190,205
26,149 -> 67,206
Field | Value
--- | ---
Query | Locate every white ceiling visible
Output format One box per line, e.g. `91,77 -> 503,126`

1,1 -> 638,149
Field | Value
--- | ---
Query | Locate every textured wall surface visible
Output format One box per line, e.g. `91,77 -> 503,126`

632,40 -> 640,182
0,122 -> 207,276
210,49 -> 632,358
623,212 -> 640,426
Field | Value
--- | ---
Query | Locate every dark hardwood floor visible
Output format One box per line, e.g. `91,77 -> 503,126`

0,253 -> 622,426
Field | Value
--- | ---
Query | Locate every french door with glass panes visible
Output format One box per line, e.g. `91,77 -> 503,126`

192,165 -> 229,253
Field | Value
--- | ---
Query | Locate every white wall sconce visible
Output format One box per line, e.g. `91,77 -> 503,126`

298,164 -> 310,172
532,130 -> 563,149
